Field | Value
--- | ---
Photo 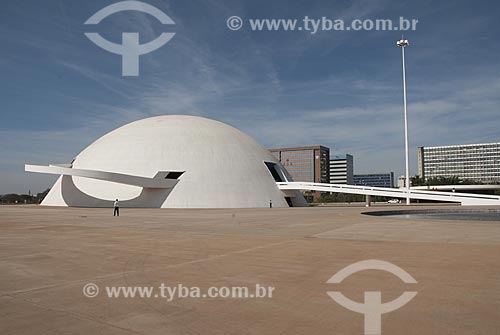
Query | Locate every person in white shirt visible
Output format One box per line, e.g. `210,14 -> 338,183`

113,199 -> 119,216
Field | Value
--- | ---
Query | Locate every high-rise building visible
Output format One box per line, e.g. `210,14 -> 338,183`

329,154 -> 354,184
354,172 -> 394,188
418,142 -> 500,183
269,146 -> 330,184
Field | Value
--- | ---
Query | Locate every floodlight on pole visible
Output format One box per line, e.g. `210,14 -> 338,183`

396,38 -> 411,205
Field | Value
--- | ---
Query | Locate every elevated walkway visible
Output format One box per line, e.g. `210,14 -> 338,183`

277,182 -> 500,206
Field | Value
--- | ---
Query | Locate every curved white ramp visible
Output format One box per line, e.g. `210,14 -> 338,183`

25,164 -> 180,207
277,182 -> 500,206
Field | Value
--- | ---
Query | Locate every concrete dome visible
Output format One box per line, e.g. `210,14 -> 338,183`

42,115 -> 307,208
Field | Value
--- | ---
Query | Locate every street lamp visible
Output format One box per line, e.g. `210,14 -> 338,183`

396,38 -> 411,205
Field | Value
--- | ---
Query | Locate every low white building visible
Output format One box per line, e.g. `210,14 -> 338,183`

418,142 -> 500,183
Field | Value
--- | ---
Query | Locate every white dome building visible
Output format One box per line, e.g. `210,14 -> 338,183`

31,115 -> 307,208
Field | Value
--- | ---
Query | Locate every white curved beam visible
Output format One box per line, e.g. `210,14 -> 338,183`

25,164 -> 179,189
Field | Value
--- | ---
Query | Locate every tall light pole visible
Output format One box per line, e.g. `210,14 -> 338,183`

397,38 -> 411,205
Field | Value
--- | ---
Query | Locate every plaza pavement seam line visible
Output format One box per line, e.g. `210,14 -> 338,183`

2,237 -> 304,333
5,238 -> 300,296
2,294 -> 146,335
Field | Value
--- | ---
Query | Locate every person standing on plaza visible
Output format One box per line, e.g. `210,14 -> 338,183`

113,199 -> 119,216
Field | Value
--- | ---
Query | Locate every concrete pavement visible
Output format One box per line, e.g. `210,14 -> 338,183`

1,205 -> 499,334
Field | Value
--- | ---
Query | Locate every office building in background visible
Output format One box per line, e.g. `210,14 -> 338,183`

329,154 -> 354,184
418,142 -> 500,183
354,172 -> 394,188
270,146 -> 330,184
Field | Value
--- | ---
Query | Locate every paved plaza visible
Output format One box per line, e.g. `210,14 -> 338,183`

1,205 -> 499,334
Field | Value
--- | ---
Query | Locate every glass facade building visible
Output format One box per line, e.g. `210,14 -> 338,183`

270,146 -> 330,184
418,142 -> 500,183
353,172 -> 394,188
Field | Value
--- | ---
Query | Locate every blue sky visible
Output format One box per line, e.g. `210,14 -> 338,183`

1,0 -> 500,194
